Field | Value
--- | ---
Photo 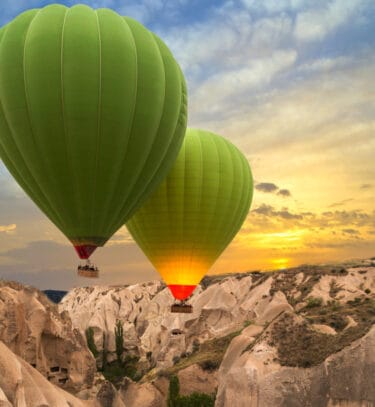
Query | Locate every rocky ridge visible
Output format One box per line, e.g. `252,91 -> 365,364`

0,258 -> 374,406
59,258 -> 375,406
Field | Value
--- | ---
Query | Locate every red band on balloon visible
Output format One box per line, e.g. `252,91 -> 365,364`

168,284 -> 196,300
74,245 -> 97,259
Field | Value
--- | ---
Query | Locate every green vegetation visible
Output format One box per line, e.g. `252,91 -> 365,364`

328,300 -> 341,311
102,354 -> 141,384
154,330 -> 241,380
175,393 -> 216,407
168,375 -> 180,406
267,264 -> 360,307
103,321 -> 142,385
198,359 -> 220,371
329,267 -> 348,276
86,261 -> 374,388
167,375 -> 215,407
85,327 -> 99,358
84,321 -> 142,386
115,319 -> 124,364
269,272 -> 297,303
271,296 -> 375,367
305,297 -> 323,308
102,332 -> 107,371
200,270 -> 266,289
329,280 -> 342,297
192,339 -> 200,353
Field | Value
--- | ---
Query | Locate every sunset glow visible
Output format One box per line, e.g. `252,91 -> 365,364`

0,0 -> 373,290
271,258 -> 290,270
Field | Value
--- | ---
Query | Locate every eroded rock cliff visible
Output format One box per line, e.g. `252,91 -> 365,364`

0,280 -> 96,393
60,259 -> 375,407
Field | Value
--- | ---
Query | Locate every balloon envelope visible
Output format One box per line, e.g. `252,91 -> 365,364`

127,128 -> 253,300
0,4 -> 187,259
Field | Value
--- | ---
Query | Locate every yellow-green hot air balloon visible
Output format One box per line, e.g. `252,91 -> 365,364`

127,128 -> 253,303
0,5 -> 187,265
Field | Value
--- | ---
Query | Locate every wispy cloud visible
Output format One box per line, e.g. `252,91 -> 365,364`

0,239 -> 154,289
278,189 -> 291,197
255,182 -> 278,193
0,0 -> 373,283
328,198 -> 354,208
108,226 -> 133,245
0,224 -> 16,233
342,228 -> 360,235
189,49 -> 297,122
255,182 -> 291,197
252,204 -> 302,220
243,203 -> 374,237
294,0 -> 365,42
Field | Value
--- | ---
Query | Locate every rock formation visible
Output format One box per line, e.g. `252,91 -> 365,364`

60,259 -> 374,406
0,340 -> 96,406
215,323 -> 375,407
0,258 -> 374,406
0,280 -> 96,393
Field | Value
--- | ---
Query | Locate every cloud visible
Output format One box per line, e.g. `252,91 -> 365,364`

245,204 -> 374,236
298,56 -> 352,74
188,49 -> 297,122
278,189 -> 291,197
255,182 -> 278,193
294,0 -> 364,42
319,210 -> 371,227
108,226 -> 133,245
305,241 -> 357,249
252,204 -> 303,220
0,267 -> 77,291
255,183 -> 291,197
328,198 -> 354,208
250,14 -> 294,51
163,7 -> 253,75
0,0 -> 189,27
241,0 -> 310,14
233,204 -> 375,270
0,239 -> 155,290
342,228 -> 360,235
1,240 -> 76,266
116,0 -> 173,24
252,204 -> 275,216
0,163 -> 30,202
0,0 -> 373,280
159,3 -> 298,126
218,52 -> 375,207
0,224 -> 16,233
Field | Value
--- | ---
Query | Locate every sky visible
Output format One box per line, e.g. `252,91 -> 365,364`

0,0 -> 374,290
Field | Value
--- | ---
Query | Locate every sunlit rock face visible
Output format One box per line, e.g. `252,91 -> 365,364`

60,259 -> 374,406
60,261 -> 374,369
215,324 -> 375,407
60,277 -> 269,368
0,281 -> 96,393
0,341 -> 95,406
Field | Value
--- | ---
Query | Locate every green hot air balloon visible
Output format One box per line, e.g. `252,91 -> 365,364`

127,128 -> 253,308
0,4 -> 187,270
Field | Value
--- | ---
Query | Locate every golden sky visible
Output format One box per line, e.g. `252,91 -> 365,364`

0,0 -> 374,289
